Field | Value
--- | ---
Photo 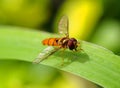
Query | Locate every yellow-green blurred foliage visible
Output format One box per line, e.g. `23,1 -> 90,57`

54,0 -> 103,40
0,61 -> 98,88
0,0 -> 120,88
0,0 -> 50,28
91,19 -> 120,55
53,0 -> 120,55
0,0 -> 120,54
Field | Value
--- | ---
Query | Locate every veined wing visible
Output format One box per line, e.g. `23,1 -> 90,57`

33,46 -> 60,64
58,15 -> 69,37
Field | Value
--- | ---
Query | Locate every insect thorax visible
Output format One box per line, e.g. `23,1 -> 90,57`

58,37 -> 69,48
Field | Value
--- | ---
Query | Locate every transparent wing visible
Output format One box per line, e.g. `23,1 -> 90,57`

33,46 -> 60,64
58,15 -> 69,37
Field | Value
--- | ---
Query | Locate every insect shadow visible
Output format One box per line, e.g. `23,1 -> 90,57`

53,49 -> 90,67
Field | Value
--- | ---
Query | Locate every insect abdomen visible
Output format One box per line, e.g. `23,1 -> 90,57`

42,38 -> 60,46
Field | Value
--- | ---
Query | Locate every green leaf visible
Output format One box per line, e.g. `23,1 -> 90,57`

0,26 -> 120,88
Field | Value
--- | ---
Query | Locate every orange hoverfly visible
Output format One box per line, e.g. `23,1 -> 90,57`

42,15 -> 79,51
33,16 -> 81,64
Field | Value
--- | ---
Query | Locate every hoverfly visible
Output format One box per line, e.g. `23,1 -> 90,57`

42,15 -> 79,51
33,16 -> 80,64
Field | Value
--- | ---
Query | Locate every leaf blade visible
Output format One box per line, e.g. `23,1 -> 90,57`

0,26 -> 120,88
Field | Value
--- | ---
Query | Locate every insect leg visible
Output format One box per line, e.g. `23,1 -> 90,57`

58,45 -> 66,65
74,42 -> 84,52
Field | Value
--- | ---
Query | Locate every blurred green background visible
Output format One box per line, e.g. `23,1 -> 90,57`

0,0 -> 120,88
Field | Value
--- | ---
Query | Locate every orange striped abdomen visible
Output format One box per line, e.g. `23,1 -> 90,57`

42,38 -> 60,46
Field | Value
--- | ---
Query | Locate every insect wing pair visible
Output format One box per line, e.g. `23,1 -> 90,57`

33,16 -> 79,64
42,15 -> 78,51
